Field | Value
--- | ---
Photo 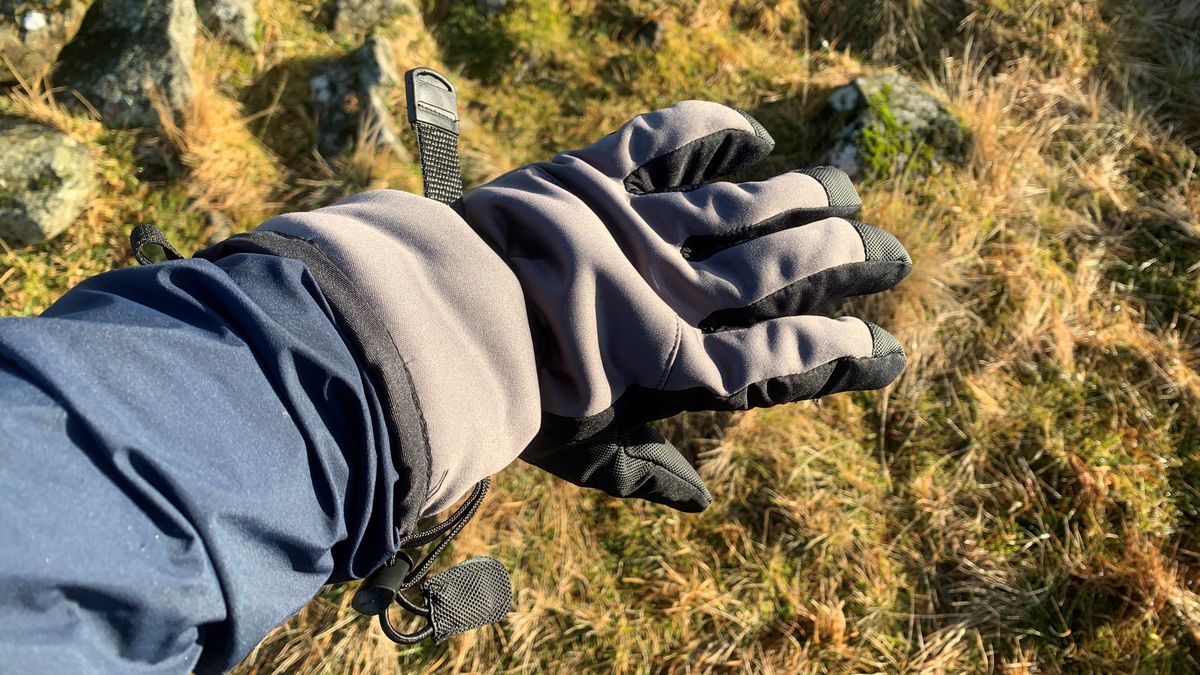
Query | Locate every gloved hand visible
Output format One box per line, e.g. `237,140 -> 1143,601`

210,101 -> 909,524
460,101 -> 911,512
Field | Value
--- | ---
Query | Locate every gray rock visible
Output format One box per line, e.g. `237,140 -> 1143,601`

325,0 -> 414,35
0,1 -> 90,84
0,117 -> 96,246
53,0 -> 196,129
823,72 -> 969,181
478,0 -> 506,16
197,0 -> 257,51
309,37 -> 404,159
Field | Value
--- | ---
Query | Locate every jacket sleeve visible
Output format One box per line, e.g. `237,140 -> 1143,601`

0,253 -> 418,673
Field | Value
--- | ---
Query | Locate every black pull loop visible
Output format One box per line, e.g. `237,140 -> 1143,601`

420,557 -> 512,643
404,67 -> 463,205
130,224 -> 184,265
378,609 -> 435,645
376,556 -> 513,645
353,479 -> 498,646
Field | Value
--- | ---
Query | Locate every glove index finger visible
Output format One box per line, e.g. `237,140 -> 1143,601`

566,101 -> 775,194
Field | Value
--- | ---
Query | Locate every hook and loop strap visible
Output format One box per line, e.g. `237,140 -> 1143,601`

405,67 -> 463,205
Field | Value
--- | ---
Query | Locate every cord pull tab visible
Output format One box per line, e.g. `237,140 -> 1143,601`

421,557 -> 512,643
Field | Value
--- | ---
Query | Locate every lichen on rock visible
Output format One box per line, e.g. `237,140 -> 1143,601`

0,117 -> 96,246
824,72 -> 970,182
323,0 -> 415,36
0,0 -> 90,84
309,36 -> 406,159
52,0 -> 196,130
197,0 -> 258,51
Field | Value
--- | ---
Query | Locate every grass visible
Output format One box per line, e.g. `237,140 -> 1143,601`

2,0 -> 1199,672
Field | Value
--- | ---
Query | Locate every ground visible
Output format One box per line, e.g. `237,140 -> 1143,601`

1,1 -> 1199,672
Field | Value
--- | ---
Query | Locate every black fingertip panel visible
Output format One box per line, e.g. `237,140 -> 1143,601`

697,259 -> 912,332
624,129 -> 775,195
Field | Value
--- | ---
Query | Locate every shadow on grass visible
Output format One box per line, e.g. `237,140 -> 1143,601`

240,55 -> 327,167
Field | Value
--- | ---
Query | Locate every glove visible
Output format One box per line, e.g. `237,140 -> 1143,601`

204,101 -> 909,525
460,101 -> 911,512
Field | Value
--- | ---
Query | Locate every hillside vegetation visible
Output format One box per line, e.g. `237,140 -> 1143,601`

2,1 -> 1199,672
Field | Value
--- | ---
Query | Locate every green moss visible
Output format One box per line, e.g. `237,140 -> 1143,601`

857,85 -> 970,183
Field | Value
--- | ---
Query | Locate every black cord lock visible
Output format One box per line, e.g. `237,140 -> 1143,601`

352,479 -> 512,644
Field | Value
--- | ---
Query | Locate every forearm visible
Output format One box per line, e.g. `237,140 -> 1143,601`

0,253 -> 404,673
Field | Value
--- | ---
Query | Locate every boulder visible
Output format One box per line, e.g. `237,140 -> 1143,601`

53,0 -> 196,129
324,0 -> 414,35
0,117 -> 96,246
0,1 -> 90,84
823,72 -> 969,181
309,37 -> 404,159
197,0 -> 257,51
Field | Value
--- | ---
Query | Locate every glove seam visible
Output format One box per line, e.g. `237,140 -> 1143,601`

679,202 -> 862,262
622,129 -> 765,196
656,318 -> 683,390
543,350 -> 904,436
799,166 -> 835,205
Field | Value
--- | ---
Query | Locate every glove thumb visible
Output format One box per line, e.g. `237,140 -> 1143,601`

521,425 -> 712,512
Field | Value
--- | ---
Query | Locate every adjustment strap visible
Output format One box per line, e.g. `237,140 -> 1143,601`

405,67 -> 463,205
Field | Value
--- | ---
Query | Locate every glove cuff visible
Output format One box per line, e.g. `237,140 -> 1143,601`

206,190 -> 541,518
197,228 -> 433,544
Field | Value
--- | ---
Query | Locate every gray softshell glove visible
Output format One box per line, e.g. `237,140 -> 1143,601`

461,101 -> 911,512
250,101 -> 909,518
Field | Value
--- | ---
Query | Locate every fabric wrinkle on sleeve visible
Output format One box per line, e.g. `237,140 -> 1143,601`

0,253 -> 411,674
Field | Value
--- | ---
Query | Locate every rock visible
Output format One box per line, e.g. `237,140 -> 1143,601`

309,36 -> 404,159
0,1 -> 90,84
0,117 -> 96,246
478,0 -> 506,16
634,20 -> 661,48
53,0 -> 196,129
324,0 -> 414,35
823,72 -> 969,181
197,0 -> 257,51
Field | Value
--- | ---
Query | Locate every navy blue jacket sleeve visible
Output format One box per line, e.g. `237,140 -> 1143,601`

0,253 -> 405,673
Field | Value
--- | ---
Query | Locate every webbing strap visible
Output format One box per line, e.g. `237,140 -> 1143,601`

405,68 -> 463,205
412,121 -> 463,203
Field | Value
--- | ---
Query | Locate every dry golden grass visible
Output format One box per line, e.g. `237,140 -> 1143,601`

2,0 -> 1199,672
